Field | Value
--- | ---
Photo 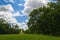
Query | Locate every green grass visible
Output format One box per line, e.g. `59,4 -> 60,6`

0,34 -> 60,40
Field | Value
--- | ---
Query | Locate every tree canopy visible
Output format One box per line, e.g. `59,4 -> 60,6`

26,0 -> 60,35
0,18 -> 20,34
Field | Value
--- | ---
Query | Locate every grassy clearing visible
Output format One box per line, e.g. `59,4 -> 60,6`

0,34 -> 60,40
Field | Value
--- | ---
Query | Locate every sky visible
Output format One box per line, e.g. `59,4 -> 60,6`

0,0 -> 55,30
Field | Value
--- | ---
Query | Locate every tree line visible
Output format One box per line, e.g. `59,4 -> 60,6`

0,18 -> 20,34
25,0 -> 60,35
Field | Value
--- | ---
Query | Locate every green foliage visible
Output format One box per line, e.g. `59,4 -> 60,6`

26,0 -> 60,35
0,18 -> 20,34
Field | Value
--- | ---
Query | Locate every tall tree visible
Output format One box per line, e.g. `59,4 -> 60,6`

27,0 -> 60,35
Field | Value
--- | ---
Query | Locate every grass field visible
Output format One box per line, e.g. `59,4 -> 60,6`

0,34 -> 60,40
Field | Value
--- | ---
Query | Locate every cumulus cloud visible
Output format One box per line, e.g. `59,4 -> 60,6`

0,4 -> 14,12
0,4 -> 28,30
0,4 -> 20,25
22,0 -> 49,15
17,22 -> 28,30
0,12 -> 18,24
4,0 -> 14,3
5,4 -> 14,11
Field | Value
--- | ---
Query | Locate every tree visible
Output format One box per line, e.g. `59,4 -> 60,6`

0,18 -> 10,34
27,0 -> 60,35
0,18 -> 20,34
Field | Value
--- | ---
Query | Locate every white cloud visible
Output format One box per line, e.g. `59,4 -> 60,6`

0,4 -> 20,25
25,19 -> 28,23
0,4 -> 28,30
5,4 -> 14,11
4,0 -> 14,3
24,0 -> 29,1
22,7 -> 33,15
16,19 -> 29,30
18,4 -> 23,6
0,12 -> 18,24
0,4 -> 14,12
13,11 -> 21,17
22,0 -> 49,15
15,11 -> 29,16
17,22 -> 28,30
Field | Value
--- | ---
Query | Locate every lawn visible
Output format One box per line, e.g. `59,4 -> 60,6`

0,34 -> 60,40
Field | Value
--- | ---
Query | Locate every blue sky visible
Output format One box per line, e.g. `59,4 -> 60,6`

0,0 -> 28,22
0,0 -> 26,22
0,0 -> 29,30
0,0 -> 55,30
